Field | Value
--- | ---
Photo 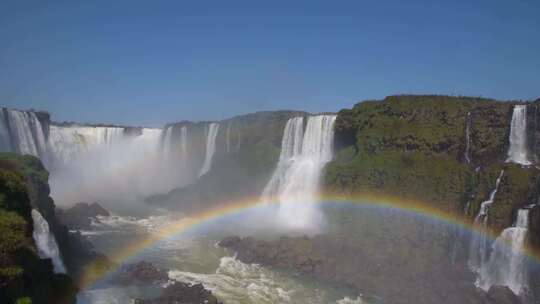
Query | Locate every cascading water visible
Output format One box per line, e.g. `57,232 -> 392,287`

0,111 -> 13,151
262,115 -> 336,229
262,117 -> 304,198
31,209 -> 66,273
3,110 -> 47,157
476,208 -> 530,295
507,105 -> 531,165
226,122 -> 231,154
179,126 -> 188,163
47,125 -> 125,167
469,170 -> 505,272
198,123 -> 220,178
464,111 -> 472,164
161,126 -> 173,159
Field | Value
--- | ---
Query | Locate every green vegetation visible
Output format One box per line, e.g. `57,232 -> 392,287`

15,297 -> 31,304
0,154 -> 49,188
326,150 -> 472,213
334,95 -> 511,163
0,153 -> 76,304
325,95 -> 538,234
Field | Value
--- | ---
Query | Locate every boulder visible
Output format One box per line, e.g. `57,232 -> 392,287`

57,202 -> 109,229
115,261 -> 168,285
486,286 -> 521,304
135,282 -> 221,304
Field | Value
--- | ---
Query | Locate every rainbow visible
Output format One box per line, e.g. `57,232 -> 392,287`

79,193 -> 540,289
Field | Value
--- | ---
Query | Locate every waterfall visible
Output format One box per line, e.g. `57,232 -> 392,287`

4,110 -> 47,157
476,208 -> 530,295
47,125 -> 125,166
226,122 -> 231,154
30,114 -> 47,156
0,111 -> 13,152
236,126 -> 242,152
507,105 -> 531,165
162,126 -> 173,159
469,170 -> 505,272
262,115 -> 336,229
261,117 -> 304,198
31,209 -> 66,273
179,126 -> 188,164
198,123 -> 220,178
464,112 -> 472,164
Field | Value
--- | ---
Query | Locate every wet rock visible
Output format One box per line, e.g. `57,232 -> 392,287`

486,286 -> 521,304
57,202 -> 109,229
134,282 -> 221,304
115,261 -> 221,303
115,261 -> 168,285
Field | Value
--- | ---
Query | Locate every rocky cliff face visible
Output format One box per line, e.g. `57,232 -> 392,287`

0,154 -> 112,293
0,153 -> 77,304
325,95 -> 539,232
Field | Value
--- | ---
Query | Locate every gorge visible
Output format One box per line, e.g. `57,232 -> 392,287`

1,95 -> 540,304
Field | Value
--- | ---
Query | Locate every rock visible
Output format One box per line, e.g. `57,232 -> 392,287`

123,127 -> 143,137
115,261 -> 168,286
486,286 -> 521,304
134,282 -> 221,304
114,261 -> 221,303
217,236 -> 241,248
57,202 -> 109,229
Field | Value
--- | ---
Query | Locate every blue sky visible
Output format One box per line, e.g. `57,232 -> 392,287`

1,0 -> 539,126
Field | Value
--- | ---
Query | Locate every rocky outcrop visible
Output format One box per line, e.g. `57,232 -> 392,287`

57,202 -> 109,230
115,261 -> 222,304
486,286 -> 522,304
135,282 -> 221,304
114,261 -> 168,286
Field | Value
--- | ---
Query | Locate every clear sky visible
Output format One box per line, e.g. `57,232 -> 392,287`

1,0 -> 539,126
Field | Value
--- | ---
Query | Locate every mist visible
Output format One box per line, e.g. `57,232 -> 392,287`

47,126 -> 193,215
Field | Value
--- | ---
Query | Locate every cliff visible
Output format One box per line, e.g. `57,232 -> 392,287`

324,95 -> 540,233
0,153 -> 77,304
